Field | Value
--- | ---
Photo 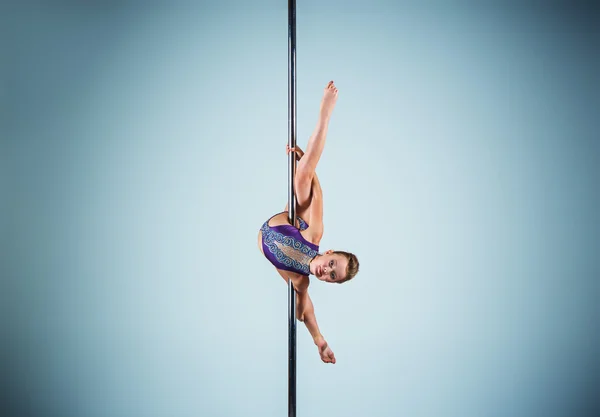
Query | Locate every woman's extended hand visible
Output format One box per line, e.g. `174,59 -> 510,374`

315,336 -> 336,364
286,143 -> 304,160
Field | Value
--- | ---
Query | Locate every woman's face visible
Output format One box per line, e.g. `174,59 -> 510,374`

313,250 -> 349,283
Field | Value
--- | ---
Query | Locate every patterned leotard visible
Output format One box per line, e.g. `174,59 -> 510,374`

260,212 -> 319,276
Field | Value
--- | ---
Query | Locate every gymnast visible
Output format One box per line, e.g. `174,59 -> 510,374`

257,81 -> 360,364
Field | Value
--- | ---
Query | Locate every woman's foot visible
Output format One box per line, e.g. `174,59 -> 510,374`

319,80 -> 338,119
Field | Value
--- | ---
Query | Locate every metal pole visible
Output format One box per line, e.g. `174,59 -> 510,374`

287,0 -> 297,416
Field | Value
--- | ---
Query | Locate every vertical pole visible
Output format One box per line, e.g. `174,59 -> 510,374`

287,1 -> 297,417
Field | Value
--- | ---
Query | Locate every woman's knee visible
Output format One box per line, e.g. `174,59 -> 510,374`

295,170 -> 313,188
295,160 -> 314,186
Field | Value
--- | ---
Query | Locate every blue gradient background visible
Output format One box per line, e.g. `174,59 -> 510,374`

3,1 -> 599,417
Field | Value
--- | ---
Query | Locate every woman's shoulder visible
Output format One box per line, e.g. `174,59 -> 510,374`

275,269 -> 310,293
290,272 -> 310,292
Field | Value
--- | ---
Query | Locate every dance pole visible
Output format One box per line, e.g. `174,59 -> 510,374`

287,0 -> 297,416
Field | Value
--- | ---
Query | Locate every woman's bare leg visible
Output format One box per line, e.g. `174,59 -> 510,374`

295,81 -> 338,209
286,173 -> 322,225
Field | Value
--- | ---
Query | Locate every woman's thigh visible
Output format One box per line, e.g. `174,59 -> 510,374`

294,160 -> 314,209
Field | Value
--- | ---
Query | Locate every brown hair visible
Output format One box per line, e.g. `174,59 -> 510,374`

333,251 -> 359,283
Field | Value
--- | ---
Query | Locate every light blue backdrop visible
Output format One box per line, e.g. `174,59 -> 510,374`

3,1 -> 599,417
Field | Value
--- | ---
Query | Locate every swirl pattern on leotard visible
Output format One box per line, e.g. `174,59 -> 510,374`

261,219 -> 318,275
297,217 -> 308,231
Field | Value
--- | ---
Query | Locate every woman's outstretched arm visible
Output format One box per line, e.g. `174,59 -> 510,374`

298,291 -> 337,364
277,272 -> 335,364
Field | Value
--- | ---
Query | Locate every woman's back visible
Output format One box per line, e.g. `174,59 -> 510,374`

258,212 -> 320,277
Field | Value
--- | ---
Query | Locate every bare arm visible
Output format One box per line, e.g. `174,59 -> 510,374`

287,144 -> 305,161
276,271 -> 335,364
297,291 -> 336,364
297,291 -> 320,337
282,274 -> 319,341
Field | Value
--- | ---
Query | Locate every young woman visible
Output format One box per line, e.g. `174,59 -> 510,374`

257,81 -> 359,364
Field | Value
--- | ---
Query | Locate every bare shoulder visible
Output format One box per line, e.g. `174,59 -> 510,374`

276,269 -> 310,292
291,273 -> 310,293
